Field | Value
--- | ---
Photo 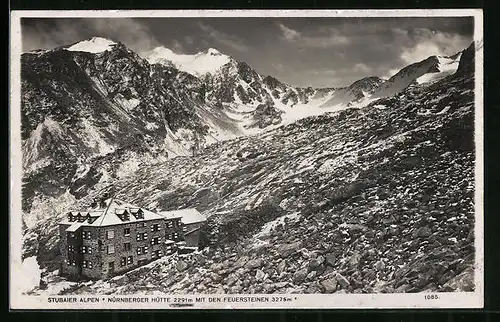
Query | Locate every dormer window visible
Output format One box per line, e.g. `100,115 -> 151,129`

77,213 -> 86,222
115,209 -> 130,222
131,208 -> 144,219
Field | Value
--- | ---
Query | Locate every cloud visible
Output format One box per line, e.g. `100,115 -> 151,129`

277,23 -> 350,48
170,39 -> 185,53
278,23 -> 301,40
21,18 -> 160,55
353,63 -> 372,74
398,29 -> 470,64
271,63 -> 285,73
184,36 -> 194,45
198,22 -> 249,52
384,68 -> 400,79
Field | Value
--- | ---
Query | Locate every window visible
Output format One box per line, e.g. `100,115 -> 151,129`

173,233 -> 179,240
183,226 -> 187,232
136,222 -> 145,228
106,230 -> 115,239
71,260 -> 76,266
81,246 -> 92,254
124,242 -> 131,251
82,230 -> 91,239
167,233 -> 173,240
107,245 -> 115,254
137,246 -> 148,255
151,237 -> 160,245
124,227 -> 131,236
82,260 -> 93,268
152,250 -> 162,258
151,223 -> 160,232
166,221 -> 173,229
88,261 -> 93,269
121,256 -> 134,266
136,232 -> 148,241
68,245 -> 75,252
69,232 -> 75,238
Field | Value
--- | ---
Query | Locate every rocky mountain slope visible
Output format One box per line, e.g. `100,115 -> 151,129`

373,53 -> 462,98
23,42 -> 476,295
21,37 -> 469,221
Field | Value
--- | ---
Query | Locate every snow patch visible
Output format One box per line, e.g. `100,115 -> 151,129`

79,118 -> 116,155
66,37 -> 117,54
145,122 -> 160,131
144,46 -> 231,77
19,257 -> 41,293
254,212 -> 301,239
436,106 -> 451,115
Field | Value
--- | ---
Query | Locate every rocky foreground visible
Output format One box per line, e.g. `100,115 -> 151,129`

24,47 -> 477,295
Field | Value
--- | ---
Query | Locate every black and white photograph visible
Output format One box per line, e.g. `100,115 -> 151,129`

9,10 -> 483,309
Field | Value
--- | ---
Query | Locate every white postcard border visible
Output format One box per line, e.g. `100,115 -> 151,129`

9,9 -> 484,310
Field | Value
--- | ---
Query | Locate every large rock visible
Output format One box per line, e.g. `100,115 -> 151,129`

176,261 -> 188,272
336,273 -> 350,289
308,255 -> 325,270
245,258 -> 264,269
442,266 -> 474,292
111,275 -> 129,287
276,260 -> 287,274
234,256 -> 249,268
293,268 -> 309,283
325,253 -> 336,267
321,278 -> 338,293
255,269 -> 266,281
277,241 -> 302,258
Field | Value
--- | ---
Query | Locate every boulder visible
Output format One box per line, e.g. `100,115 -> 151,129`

442,266 -> 474,292
234,256 -> 249,268
255,269 -> 266,281
176,261 -> 188,272
308,255 -> 325,270
374,260 -> 385,271
274,281 -> 289,289
225,273 -> 239,286
245,258 -> 264,269
111,275 -> 129,287
277,241 -> 302,258
325,253 -> 336,267
336,273 -> 350,289
321,278 -> 338,293
293,268 -> 309,283
306,271 -> 317,280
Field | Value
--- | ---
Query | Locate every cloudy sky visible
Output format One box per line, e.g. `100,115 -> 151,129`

21,17 -> 473,87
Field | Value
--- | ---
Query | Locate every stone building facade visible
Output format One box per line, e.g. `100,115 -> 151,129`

58,199 -> 205,281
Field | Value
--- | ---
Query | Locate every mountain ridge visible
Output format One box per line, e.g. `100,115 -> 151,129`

20,37 -> 475,230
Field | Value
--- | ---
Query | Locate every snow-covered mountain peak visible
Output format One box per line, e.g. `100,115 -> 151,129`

202,47 -> 223,56
144,46 -> 231,77
65,37 -> 118,54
